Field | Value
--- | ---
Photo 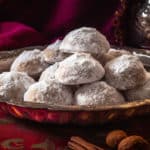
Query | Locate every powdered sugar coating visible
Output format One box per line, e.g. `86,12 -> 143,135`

11,49 -> 48,77
24,81 -> 73,105
75,81 -> 125,105
39,63 -> 59,82
0,72 -> 35,101
60,27 -> 110,56
43,40 -> 69,64
103,48 -> 131,63
97,48 -> 131,66
47,39 -> 61,50
105,55 -> 147,90
125,73 -> 150,101
108,48 -> 131,57
55,53 -> 105,85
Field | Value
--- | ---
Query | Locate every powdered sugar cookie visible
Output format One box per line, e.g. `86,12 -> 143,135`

125,73 -> 150,101
11,49 -> 48,78
60,27 -> 110,57
24,81 -> 73,105
75,81 -> 125,105
101,48 -> 131,65
43,40 -> 69,64
105,55 -> 147,90
39,63 -> 59,82
55,53 -> 105,85
0,71 -> 35,101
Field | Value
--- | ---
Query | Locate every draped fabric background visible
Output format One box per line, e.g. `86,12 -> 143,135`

0,0 -> 121,50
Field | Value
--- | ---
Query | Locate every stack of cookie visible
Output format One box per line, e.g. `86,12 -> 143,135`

0,27 -> 149,106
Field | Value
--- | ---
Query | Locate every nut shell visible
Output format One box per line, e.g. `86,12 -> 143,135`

118,135 -> 150,150
106,130 -> 127,148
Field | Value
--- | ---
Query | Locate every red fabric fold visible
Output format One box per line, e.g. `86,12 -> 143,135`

0,22 -> 47,50
0,0 -> 120,50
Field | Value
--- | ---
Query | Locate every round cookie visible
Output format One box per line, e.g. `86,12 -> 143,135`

59,27 -> 110,56
0,72 -> 35,101
42,40 -> 69,64
107,48 -> 131,58
98,48 -> 131,66
39,63 -> 59,82
101,48 -> 131,65
45,39 -> 61,51
125,73 -> 150,101
55,53 -> 105,85
11,49 -> 48,78
24,81 -> 73,105
75,81 -> 125,105
105,55 -> 147,90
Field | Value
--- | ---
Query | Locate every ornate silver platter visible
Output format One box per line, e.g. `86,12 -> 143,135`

0,46 -> 150,125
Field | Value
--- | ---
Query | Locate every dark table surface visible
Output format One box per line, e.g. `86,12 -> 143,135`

0,110 -> 149,150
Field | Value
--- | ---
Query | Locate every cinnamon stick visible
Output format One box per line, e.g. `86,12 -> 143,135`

67,136 -> 104,150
